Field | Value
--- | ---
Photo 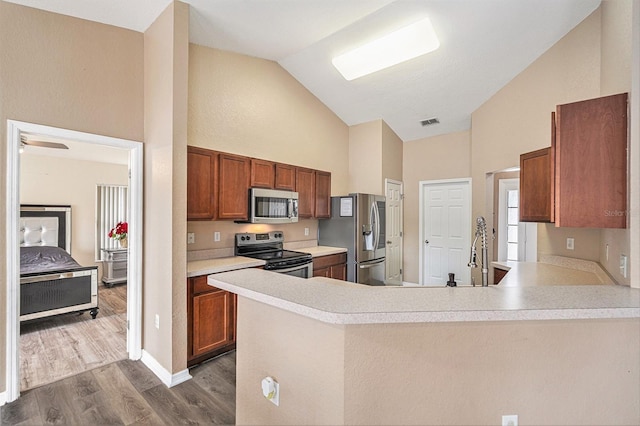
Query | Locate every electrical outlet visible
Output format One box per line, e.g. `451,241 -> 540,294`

304,227 -> 309,236
187,233 -> 195,244
214,232 -> 221,242
502,414 -> 518,426
605,244 -> 609,261
154,314 -> 159,329
620,254 -> 628,278
566,237 -> 574,250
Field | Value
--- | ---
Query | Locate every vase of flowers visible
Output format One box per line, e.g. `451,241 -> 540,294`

108,221 -> 128,248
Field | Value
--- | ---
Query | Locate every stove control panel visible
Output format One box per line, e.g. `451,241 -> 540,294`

236,231 -> 284,246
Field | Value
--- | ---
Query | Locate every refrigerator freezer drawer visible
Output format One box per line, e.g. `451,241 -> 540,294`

356,258 -> 386,286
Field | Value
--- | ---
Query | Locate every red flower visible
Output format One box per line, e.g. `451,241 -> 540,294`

108,221 -> 128,240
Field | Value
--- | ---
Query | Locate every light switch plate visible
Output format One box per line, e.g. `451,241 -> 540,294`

187,233 -> 195,244
566,238 -> 574,250
214,232 -> 221,242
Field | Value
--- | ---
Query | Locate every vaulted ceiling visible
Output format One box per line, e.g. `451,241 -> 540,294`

7,0 -> 601,141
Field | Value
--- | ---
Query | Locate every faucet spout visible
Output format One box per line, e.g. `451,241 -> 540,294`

468,216 -> 489,286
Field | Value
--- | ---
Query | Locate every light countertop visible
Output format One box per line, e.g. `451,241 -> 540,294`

295,246 -> 347,257
491,256 -> 615,286
187,256 -> 265,277
208,268 -> 640,325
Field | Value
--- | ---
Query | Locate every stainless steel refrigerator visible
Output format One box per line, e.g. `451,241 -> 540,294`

319,194 -> 386,285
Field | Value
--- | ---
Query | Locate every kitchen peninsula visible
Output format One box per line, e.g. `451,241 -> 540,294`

209,269 -> 640,425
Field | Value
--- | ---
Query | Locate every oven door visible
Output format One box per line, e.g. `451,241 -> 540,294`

272,262 -> 313,279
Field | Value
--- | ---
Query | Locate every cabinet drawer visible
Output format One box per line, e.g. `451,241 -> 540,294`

313,252 -> 347,270
191,275 -> 221,295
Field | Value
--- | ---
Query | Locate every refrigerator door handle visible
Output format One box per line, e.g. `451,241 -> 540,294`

358,258 -> 385,269
373,201 -> 381,251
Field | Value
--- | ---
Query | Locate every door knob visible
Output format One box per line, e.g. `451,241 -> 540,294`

425,240 -> 430,244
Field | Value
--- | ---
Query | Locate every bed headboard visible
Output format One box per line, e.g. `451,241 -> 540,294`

20,205 -> 72,253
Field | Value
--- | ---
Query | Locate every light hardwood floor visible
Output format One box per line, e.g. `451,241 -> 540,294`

1,351 -> 237,425
19,283 -> 128,390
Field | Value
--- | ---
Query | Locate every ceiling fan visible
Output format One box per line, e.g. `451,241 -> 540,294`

20,135 -> 69,151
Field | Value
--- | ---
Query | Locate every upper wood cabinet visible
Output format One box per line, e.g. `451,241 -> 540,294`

518,93 -> 628,228
555,93 -> 627,228
520,147 -> 554,222
187,146 -> 331,220
250,159 -> 275,189
314,171 -> 331,219
275,163 -> 296,191
296,167 -> 316,218
218,153 -> 250,220
187,146 -> 218,220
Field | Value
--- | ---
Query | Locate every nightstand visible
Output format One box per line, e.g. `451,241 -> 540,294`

101,248 -> 128,287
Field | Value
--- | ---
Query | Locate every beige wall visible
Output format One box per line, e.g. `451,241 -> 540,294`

0,0 -> 144,395
599,0 -> 633,285
470,8 -> 604,280
348,120 -> 382,194
20,154 -> 128,268
143,1 -> 189,374
236,298 -> 639,425
188,44 -> 349,196
381,120 -> 403,184
236,297 -> 346,425
402,131 -> 471,283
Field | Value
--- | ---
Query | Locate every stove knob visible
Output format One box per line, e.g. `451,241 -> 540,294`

241,236 -> 246,241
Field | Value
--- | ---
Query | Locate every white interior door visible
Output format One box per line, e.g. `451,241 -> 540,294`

421,180 -> 471,286
385,179 -> 403,285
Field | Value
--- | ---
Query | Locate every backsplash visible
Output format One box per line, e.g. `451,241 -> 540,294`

187,219 -> 319,261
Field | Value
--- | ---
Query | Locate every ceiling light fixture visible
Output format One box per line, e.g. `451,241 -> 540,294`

332,17 -> 440,81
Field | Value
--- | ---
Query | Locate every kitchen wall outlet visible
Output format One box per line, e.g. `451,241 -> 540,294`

620,254 -> 628,278
566,237 -> 574,250
187,233 -> 195,244
502,414 -> 518,426
214,232 -> 221,242
304,227 -> 309,236
261,377 -> 280,406
154,314 -> 159,329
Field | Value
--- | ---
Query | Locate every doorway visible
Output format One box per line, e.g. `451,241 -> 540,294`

385,179 -> 403,285
419,179 -> 471,286
5,120 -> 143,403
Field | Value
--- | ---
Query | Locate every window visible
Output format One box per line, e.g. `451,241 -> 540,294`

95,184 -> 128,260
498,178 -> 537,262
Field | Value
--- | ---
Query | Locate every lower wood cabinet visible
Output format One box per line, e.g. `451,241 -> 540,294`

187,276 -> 236,367
313,252 -> 347,280
494,267 -> 508,284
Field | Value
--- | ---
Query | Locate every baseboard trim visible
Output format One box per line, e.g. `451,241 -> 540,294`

0,390 -> 7,406
140,349 -> 192,388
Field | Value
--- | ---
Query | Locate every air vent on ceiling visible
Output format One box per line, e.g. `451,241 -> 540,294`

420,117 -> 440,127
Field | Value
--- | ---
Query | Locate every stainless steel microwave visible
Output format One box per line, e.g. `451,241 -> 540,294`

249,188 -> 299,224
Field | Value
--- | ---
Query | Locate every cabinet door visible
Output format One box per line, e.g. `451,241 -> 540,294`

314,171 -> 331,219
218,153 -> 250,220
275,163 -> 296,191
192,289 -> 234,357
187,146 -> 217,220
555,93 -> 627,228
250,159 -> 275,189
494,268 -> 508,284
330,263 -> 347,280
296,168 -> 315,218
313,266 -> 331,278
519,147 -> 553,222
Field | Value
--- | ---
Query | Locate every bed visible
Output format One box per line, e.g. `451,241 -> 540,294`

20,205 -> 99,322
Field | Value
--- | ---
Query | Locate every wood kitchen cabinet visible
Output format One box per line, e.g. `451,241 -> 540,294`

519,146 -> 554,222
275,163 -> 296,191
518,93 -> 628,228
296,167 -> 316,218
187,276 -> 236,367
313,252 -> 347,280
314,170 -> 332,219
187,146 -> 218,220
494,267 -> 508,284
218,153 -> 250,220
555,93 -> 628,228
250,159 -> 275,189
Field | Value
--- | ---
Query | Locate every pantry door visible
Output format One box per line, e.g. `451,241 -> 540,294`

420,179 -> 471,286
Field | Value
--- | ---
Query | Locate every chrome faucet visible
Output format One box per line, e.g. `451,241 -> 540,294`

468,216 -> 489,287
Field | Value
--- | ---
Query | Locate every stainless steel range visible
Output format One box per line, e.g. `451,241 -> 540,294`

235,231 -> 313,278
